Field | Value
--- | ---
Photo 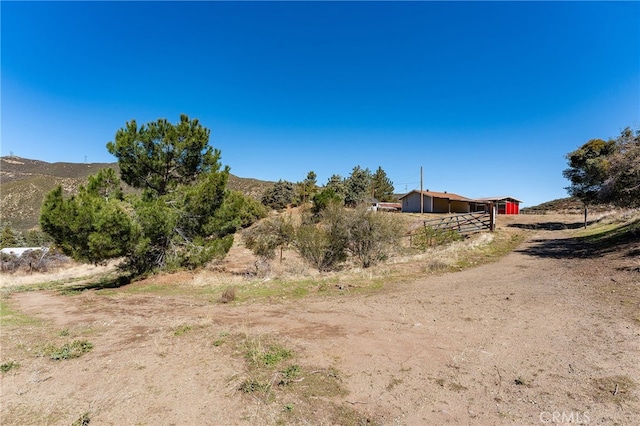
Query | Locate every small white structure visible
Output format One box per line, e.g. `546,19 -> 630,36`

367,200 -> 402,212
0,247 -> 49,257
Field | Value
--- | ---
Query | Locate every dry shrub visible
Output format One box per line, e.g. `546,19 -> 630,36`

283,258 -> 310,277
254,258 -> 271,277
425,260 -> 450,273
219,287 -> 236,303
0,250 -> 71,274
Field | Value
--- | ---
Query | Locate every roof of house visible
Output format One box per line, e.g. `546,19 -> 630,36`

399,190 -> 471,202
473,196 -> 523,203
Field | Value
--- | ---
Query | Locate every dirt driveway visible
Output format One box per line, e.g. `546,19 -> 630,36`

1,214 -> 639,425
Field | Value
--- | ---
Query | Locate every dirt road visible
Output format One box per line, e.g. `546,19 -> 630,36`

1,215 -> 638,425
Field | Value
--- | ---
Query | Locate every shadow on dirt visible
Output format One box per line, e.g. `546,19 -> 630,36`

517,220 -> 640,271
508,221 -> 595,231
64,274 -> 132,293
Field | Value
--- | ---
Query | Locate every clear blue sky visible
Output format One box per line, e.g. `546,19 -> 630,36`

2,1 -> 638,207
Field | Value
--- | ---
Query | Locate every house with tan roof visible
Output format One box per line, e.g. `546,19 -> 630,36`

399,190 -> 522,214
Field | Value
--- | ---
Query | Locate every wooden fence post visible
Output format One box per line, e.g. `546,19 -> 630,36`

489,202 -> 496,232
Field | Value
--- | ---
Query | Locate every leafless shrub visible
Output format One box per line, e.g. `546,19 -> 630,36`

219,287 -> 237,304
1,253 -> 21,273
425,260 -> 450,273
254,258 -> 271,277
1,249 -> 71,274
243,215 -> 295,276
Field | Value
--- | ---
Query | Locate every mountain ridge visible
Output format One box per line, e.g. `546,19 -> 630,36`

0,156 -> 273,231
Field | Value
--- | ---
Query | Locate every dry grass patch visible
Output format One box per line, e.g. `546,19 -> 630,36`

0,299 -> 42,327
592,375 -> 637,403
222,331 -> 373,424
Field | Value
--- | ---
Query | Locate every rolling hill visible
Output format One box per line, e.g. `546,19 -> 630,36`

520,197 -> 615,214
0,156 -> 273,231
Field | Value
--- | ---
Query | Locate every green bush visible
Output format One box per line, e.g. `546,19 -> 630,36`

294,204 -> 401,270
345,206 -> 401,268
244,216 -> 294,261
1,360 -> 20,373
261,180 -> 297,210
207,190 -> 267,238
312,188 -> 343,215
168,235 -> 234,271
294,214 -> 348,273
243,215 -> 295,275
40,340 -> 94,360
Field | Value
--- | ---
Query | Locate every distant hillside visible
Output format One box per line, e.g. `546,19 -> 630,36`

226,174 -> 273,200
521,197 -> 615,214
0,156 -> 273,231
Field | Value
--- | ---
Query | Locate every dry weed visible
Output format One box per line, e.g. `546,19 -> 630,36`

219,287 -> 236,304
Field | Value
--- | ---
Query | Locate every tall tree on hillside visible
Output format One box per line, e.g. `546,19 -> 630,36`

41,115 -> 250,274
297,171 -> 318,205
107,114 -> 223,198
563,138 -> 616,227
370,166 -> 395,202
344,166 -> 372,207
600,127 -> 640,208
325,174 -> 346,200
107,115 -> 232,271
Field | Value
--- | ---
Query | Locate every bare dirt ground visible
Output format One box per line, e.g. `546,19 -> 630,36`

1,213 -> 639,425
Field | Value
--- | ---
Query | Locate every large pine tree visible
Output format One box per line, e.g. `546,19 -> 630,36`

344,166 -> 372,207
371,166 -> 396,202
41,115 -> 263,274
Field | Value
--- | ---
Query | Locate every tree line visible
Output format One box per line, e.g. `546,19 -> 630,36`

260,165 -> 396,211
246,164 -> 402,274
35,115 -> 400,277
